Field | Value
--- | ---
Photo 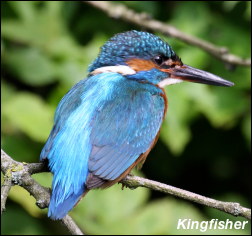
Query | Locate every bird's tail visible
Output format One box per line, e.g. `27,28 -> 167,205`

48,180 -> 85,220
41,118 -> 91,220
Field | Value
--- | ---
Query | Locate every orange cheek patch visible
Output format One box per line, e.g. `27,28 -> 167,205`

126,58 -> 159,72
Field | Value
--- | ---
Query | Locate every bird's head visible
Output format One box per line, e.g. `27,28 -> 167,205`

89,30 -> 234,87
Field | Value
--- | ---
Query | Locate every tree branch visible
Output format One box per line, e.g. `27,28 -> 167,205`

1,150 -> 84,235
62,215 -> 85,235
121,175 -> 251,220
1,175 -> 12,214
85,1 -> 251,67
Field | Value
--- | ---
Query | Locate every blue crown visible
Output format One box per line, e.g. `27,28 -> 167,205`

88,30 -> 176,72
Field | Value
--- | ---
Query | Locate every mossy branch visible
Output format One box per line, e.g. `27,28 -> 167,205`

1,149 -> 84,235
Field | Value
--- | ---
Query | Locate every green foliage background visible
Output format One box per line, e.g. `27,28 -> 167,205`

1,1 -> 251,235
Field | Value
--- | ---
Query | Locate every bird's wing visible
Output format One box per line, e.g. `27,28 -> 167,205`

40,78 -> 95,219
40,72 -> 165,218
88,81 -> 165,181
40,73 -> 126,218
40,80 -> 86,161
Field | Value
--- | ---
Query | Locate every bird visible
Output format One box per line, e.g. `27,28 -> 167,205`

40,30 -> 234,220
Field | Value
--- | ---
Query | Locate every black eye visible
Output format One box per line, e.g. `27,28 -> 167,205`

153,55 -> 164,65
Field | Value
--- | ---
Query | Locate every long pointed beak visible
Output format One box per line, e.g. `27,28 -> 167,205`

160,64 -> 234,87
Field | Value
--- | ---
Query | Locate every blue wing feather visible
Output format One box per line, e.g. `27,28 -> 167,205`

88,77 -> 165,180
41,73 -> 125,219
41,79 -> 93,219
41,72 -> 165,219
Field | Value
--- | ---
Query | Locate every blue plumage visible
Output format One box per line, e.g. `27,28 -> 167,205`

88,30 -> 176,72
41,72 -> 165,219
41,30 -> 233,220
88,77 -> 164,180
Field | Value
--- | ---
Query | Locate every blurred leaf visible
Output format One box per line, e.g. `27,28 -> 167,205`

160,84 -> 197,155
223,1 -> 240,11
2,204 -> 49,235
244,1 -> 251,20
160,117 -> 191,155
8,185 -> 43,217
2,92 -> 54,142
178,47 -> 209,69
2,2 -> 65,47
1,135 -> 42,163
56,59 -> 87,86
170,2 -> 211,37
3,48 -> 57,86
7,1 -> 37,21
72,182 -> 149,234
242,113 -> 251,148
52,33 -> 107,86
1,80 -> 16,102
33,172 -> 53,189
123,1 -> 159,17
184,84 -> 248,128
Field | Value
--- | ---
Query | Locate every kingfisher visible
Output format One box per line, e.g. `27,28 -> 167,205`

40,30 -> 234,220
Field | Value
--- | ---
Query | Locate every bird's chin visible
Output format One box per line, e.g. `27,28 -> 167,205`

158,78 -> 184,87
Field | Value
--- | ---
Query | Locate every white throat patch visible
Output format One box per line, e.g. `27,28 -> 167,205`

90,65 -> 136,76
158,78 -> 183,87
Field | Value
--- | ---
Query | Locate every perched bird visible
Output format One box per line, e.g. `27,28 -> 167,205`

40,30 -> 234,220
